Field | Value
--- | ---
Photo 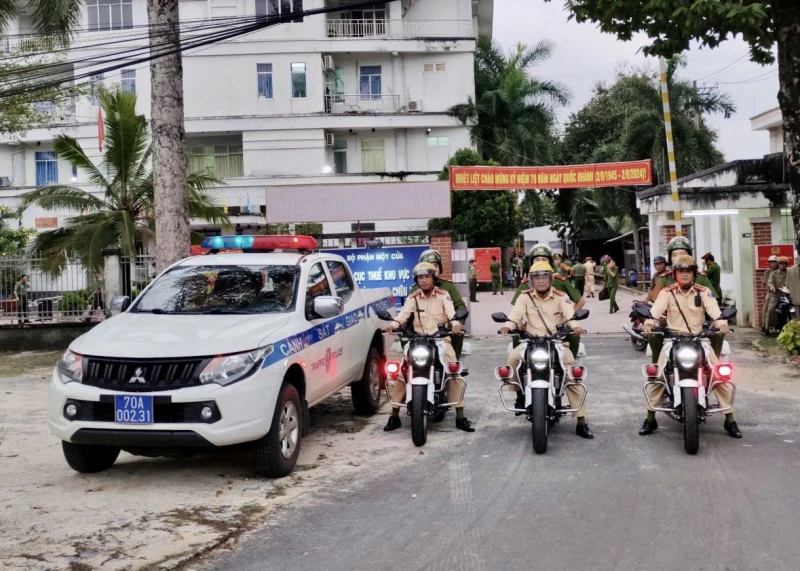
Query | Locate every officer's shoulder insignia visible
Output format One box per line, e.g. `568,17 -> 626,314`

665,283 -> 680,292
554,274 -> 565,281
409,289 -> 422,298
553,289 -> 566,296
693,284 -> 708,292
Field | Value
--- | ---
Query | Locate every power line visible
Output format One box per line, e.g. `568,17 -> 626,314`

694,53 -> 749,81
715,70 -> 778,85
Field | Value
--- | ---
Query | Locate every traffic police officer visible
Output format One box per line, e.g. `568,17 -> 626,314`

641,255 -> 740,438
412,249 -> 468,359
645,255 -> 671,302
500,261 -> 594,439
385,262 -> 475,433
766,255 -> 789,335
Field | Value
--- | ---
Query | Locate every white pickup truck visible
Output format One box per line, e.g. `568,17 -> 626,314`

47,235 -> 395,477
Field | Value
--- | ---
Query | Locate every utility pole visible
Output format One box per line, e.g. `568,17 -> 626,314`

659,57 -> 682,237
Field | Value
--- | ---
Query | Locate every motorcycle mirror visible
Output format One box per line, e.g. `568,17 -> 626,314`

573,309 -> 589,320
453,308 -> 469,321
375,309 -> 393,321
719,307 -> 737,320
635,305 -> 653,319
491,312 -> 509,323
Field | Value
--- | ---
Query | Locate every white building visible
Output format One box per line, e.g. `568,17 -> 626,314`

750,107 -> 784,154
0,0 -> 493,239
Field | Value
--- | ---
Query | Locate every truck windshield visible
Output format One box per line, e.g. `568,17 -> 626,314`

132,265 -> 299,314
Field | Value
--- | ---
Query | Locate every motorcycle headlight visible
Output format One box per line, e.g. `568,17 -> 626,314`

57,349 -> 83,383
199,346 -> 272,386
409,345 -> 432,367
676,346 -> 699,369
530,348 -> 549,371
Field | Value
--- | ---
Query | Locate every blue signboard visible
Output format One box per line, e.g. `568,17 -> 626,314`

323,245 -> 429,309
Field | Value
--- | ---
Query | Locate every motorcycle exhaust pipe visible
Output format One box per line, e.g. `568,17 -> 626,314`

623,324 -> 646,341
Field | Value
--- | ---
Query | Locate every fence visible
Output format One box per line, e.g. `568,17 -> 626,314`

0,255 -> 101,325
120,255 -> 157,299
325,19 -> 473,39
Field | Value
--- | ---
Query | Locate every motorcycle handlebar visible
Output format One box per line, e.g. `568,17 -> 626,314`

497,328 -> 572,340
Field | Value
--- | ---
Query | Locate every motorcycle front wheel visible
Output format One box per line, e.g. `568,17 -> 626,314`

682,387 -> 700,455
410,385 -> 428,447
531,387 -> 549,454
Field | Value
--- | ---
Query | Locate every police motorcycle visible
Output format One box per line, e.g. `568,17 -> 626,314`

635,304 -> 737,455
775,286 -> 796,332
624,300 -> 651,352
376,308 -> 469,447
491,309 -> 590,454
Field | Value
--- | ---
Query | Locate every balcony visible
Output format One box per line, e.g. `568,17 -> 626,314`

325,19 -> 473,39
324,94 -> 402,114
1,34 -> 60,54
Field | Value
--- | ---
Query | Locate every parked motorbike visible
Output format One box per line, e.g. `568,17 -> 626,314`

623,300 -> 651,351
635,304 -> 737,455
775,286 -> 796,332
376,308 -> 469,447
491,309 -> 590,454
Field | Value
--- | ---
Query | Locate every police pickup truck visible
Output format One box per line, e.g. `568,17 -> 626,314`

47,235 -> 394,477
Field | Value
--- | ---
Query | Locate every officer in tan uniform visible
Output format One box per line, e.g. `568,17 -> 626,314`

499,261 -> 594,439
761,255 -> 779,335
645,255 -> 670,302
383,262 -> 475,433
640,255 -> 741,438
765,255 -> 789,335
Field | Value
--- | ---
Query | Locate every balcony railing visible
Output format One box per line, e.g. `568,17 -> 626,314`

325,94 -> 401,114
325,19 -> 473,39
1,34 -> 60,54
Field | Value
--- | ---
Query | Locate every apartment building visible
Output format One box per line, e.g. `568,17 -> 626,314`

0,0 -> 493,238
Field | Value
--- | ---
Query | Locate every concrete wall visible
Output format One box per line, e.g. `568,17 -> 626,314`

0,323 -> 94,352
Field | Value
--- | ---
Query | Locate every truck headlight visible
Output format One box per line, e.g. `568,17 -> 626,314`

57,349 -> 83,383
530,348 -> 549,371
676,346 -> 699,369
199,346 -> 272,386
409,346 -> 432,367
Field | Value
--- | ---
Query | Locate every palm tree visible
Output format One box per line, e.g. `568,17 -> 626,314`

18,89 -> 228,273
0,0 -> 81,46
450,36 -> 572,167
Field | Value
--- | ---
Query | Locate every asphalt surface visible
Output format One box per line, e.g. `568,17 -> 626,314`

202,334 -> 800,571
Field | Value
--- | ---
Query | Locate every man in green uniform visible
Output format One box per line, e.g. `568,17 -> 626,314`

514,255 -> 525,287
490,256 -> 502,295
761,255 -> 779,335
511,244 -> 584,356
468,258 -> 479,302
647,237 -> 723,362
701,252 -> 722,302
766,256 -> 789,335
573,258 -> 586,299
412,249 -> 468,359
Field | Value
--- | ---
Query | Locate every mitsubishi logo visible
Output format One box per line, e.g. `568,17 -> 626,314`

129,367 -> 146,384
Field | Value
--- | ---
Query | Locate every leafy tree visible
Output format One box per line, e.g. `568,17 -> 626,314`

0,0 -> 81,46
428,149 -> 520,247
17,89 -> 228,273
545,0 -> 800,246
0,206 -> 33,255
449,37 -> 571,167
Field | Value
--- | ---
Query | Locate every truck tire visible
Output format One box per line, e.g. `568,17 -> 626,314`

62,441 -> 120,473
351,347 -> 381,415
254,383 -> 302,478
410,385 -> 428,447
531,388 -> 548,454
682,387 -> 700,455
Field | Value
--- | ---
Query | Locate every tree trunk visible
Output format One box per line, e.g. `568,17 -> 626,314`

147,0 -> 189,273
632,222 -> 642,277
775,0 -> 800,250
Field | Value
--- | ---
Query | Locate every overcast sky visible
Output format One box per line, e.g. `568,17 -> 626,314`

492,0 -> 781,162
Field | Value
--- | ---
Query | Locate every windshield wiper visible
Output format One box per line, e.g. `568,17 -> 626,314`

135,308 -> 179,314
200,308 -> 265,314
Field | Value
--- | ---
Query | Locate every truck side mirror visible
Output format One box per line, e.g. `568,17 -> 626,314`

109,296 -> 131,316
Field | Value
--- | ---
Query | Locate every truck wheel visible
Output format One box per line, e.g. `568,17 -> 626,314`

254,383 -> 302,478
351,347 -> 381,415
62,441 -> 120,473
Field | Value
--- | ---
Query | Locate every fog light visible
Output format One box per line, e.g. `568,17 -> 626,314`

200,406 -> 214,420
65,403 -> 78,418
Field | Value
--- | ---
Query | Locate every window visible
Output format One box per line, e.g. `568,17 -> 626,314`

90,73 -> 104,106
87,0 -> 133,31
33,100 -> 55,116
350,222 -> 375,231
256,0 -> 302,20
333,139 -> 347,174
423,63 -> 446,73
291,62 -> 307,98
35,152 -> 58,186
359,66 -> 381,100
720,216 -> 733,273
326,67 -> 345,103
71,165 -> 78,182
306,263 -> 332,317
326,261 -> 355,302
340,5 -> 386,36
361,139 -> 385,173
257,63 -> 273,98
188,145 -> 244,178
121,70 -> 135,94
426,136 -> 449,147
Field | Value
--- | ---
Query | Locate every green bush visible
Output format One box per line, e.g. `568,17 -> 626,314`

58,290 -> 90,313
776,321 -> 800,355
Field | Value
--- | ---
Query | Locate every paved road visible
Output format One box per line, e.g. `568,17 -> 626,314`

202,335 -> 800,571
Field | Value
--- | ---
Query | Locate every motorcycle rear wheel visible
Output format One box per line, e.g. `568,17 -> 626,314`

410,385 -> 428,447
531,388 -> 548,454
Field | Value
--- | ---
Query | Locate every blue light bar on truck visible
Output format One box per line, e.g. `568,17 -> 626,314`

199,235 -> 318,251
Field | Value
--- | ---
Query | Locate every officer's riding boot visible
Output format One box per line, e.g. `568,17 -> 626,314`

575,418 -> 593,439
455,408 -> 475,432
639,411 -> 658,435
384,410 -> 402,431
724,414 -> 742,438
514,390 -> 525,416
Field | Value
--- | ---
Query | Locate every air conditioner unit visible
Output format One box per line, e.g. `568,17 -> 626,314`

0,176 -> 10,188
407,100 -> 422,112
322,55 -> 335,71
325,133 -> 335,147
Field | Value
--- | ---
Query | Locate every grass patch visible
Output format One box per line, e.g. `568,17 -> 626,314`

241,504 -> 265,515
266,483 -> 287,499
0,351 -> 62,377
331,417 -> 370,434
